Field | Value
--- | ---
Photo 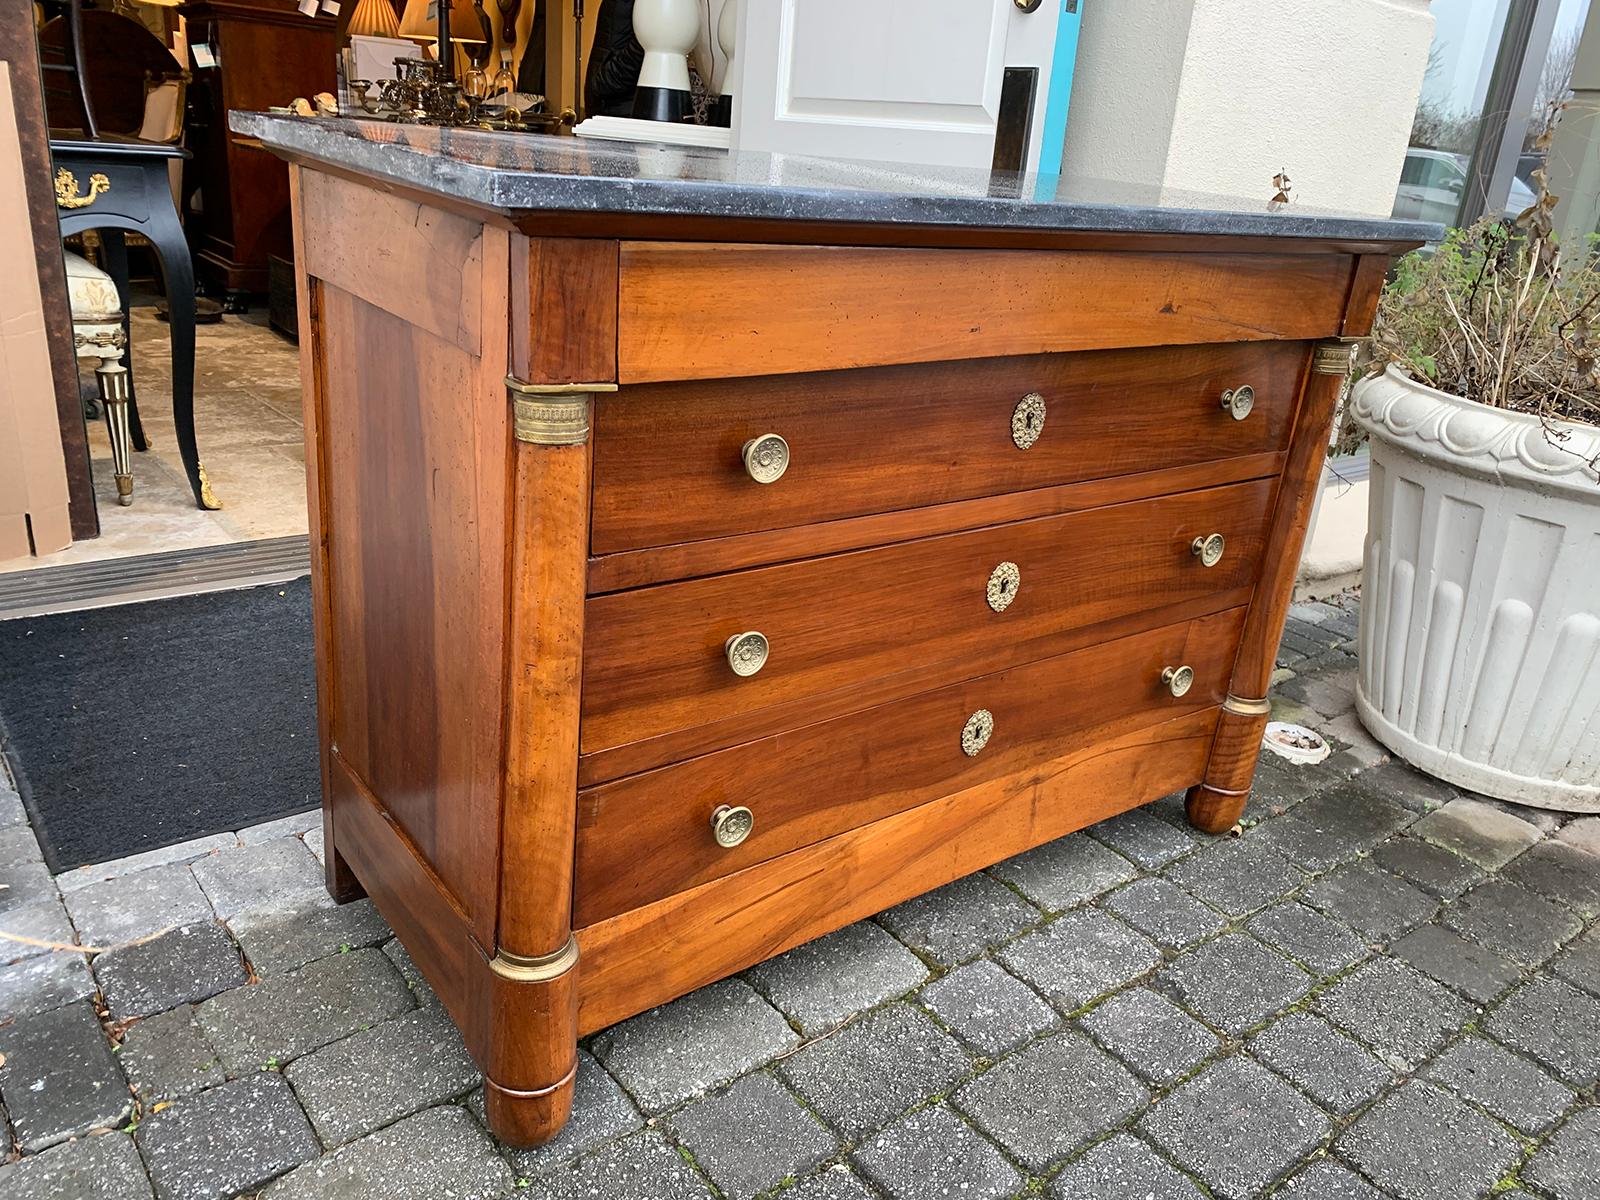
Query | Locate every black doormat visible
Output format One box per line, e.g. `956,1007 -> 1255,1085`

0,578 -> 320,871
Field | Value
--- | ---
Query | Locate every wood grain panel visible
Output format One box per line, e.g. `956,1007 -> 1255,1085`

581,478 -> 1274,759
512,236 -> 619,384
616,243 -> 1355,381
576,608 -> 1244,925
318,280 -> 507,941
591,342 -> 1304,554
575,707 -> 1219,1033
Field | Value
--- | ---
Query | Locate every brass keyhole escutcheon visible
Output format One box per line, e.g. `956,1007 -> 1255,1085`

742,433 -> 790,484
711,804 -> 754,848
725,631 -> 770,677
1220,385 -> 1255,421
1011,393 -> 1046,450
1162,665 -> 1195,698
961,709 -> 995,756
987,561 -> 1021,613
1191,533 -> 1226,568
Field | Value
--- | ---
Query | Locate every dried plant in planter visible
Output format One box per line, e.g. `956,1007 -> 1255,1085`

1336,156 -> 1600,468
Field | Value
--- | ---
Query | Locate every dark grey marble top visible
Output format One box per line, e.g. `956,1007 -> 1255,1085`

233,112 -> 1437,244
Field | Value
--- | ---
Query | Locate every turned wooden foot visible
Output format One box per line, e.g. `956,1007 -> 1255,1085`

1185,782 -> 1249,833
1186,700 -> 1271,834
483,1063 -> 578,1147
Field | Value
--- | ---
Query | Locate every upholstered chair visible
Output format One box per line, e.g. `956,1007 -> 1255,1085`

63,249 -> 134,505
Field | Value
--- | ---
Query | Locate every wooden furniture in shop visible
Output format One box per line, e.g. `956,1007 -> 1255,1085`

249,114 -> 1426,1145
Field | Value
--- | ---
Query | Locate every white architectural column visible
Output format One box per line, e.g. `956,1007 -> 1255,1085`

1061,0 -> 1435,216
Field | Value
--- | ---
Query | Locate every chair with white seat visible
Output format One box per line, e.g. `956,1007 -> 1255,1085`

63,249 -> 134,505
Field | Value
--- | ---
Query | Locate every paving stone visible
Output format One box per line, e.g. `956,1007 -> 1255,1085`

918,958 -> 1057,1056
1370,836 -> 1484,898
1502,840 -> 1600,917
197,945 -> 415,1073
381,936 -> 439,1007
0,946 -> 95,1018
1163,837 -> 1306,918
0,859 -> 58,916
1555,816 -> 1600,857
1160,933 -> 1312,1034
0,1132 -> 153,1200
1412,798 -> 1541,869
776,1001 -> 970,1138
237,810 -> 320,845
785,1165 -> 876,1200
669,1071 -> 834,1200
746,921 -> 927,1035
1523,1106 -> 1600,1200
1476,795 -> 1563,832
854,1103 -> 1020,1200
591,978 -> 798,1112
1551,925 -> 1600,998
1340,1080 -> 1520,1200
260,1105 -> 513,1200
53,834 -> 239,895
1255,784 -> 1414,872
1423,1034 -> 1575,1135
1322,714 -> 1389,769
62,863 -> 213,947
1087,806 -> 1201,869
0,825 -> 43,867
990,832 -> 1138,911
229,897 -> 390,975
1078,985 -> 1219,1084
1283,668 -> 1357,719
93,921 -> 247,1020
303,826 -> 326,863
1484,976 -> 1600,1087
1250,757 -> 1330,814
1101,877 -> 1227,949
0,784 -> 27,827
0,1001 -> 133,1152
483,1050 -> 641,1176
1439,877 -> 1582,967
1278,1158 -> 1388,1198
1356,760 -> 1458,814
189,837 -> 327,920
1315,957 -> 1474,1071
135,1072 -> 317,1200
954,1031 -> 1146,1171
997,908 -> 1161,1012
1250,1013 -> 1391,1113
876,872 -> 1040,965
1247,901 -> 1370,973
1047,1132 -> 1205,1200
1140,1055 -> 1330,1199
117,1006 -> 224,1105
519,1129 -> 712,1199
1388,923 -> 1520,1005
1302,860 -> 1438,941
0,896 -> 78,963
286,1006 -> 479,1147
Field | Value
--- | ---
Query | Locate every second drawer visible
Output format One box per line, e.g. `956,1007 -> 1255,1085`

581,477 -> 1274,762
574,607 -> 1245,926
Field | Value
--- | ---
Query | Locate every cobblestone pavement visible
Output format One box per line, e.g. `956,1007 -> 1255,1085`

3,593 -> 1599,1199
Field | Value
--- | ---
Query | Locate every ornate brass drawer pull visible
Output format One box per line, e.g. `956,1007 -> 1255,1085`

1011,393 -> 1046,450
1162,665 -> 1195,697
742,434 -> 790,484
1191,533 -> 1226,567
710,804 -> 754,848
725,631 -> 770,677
1220,385 -> 1255,421
961,709 -> 995,756
986,561 -> 1021,612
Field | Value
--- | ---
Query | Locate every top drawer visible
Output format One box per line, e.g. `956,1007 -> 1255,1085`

591,341 -> 1304,555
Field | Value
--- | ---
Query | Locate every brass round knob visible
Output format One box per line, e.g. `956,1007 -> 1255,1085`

986,561 -> 1021,613
961,709 -> 995,756
742,434 -> 790,484
1191,533 -> 1226,568
1011,393 -> 1046,450
725,631 -> 770,677
1221,385 -> 1255,421
1162,665 -> 1195,698
710,804 -> 754,848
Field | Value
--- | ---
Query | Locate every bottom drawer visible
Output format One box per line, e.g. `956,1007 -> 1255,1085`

574,606 -> 1245,926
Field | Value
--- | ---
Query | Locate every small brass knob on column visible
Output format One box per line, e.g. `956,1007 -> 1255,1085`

725,631 -> 770,677
1220,385 -> 1255,421
742,434 -> 790,484
1191,533 -> 1226,567
1162,665 -> 1195,697
710,804 -> 754,848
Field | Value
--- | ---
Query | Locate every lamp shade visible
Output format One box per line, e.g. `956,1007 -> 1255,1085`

398,0 -> 488,44
346,0 -> 401,38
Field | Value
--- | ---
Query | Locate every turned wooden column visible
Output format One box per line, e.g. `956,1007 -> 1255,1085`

1186,337 -> 1360,832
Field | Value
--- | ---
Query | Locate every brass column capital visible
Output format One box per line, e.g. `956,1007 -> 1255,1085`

490,934 -> 579,982
506,378 -> 618,446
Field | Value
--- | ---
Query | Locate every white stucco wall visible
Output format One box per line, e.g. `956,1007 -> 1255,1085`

1065,0 -> 1435,216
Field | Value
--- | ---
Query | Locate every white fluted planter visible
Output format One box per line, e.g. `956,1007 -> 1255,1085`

1352,367 -> 1600,810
